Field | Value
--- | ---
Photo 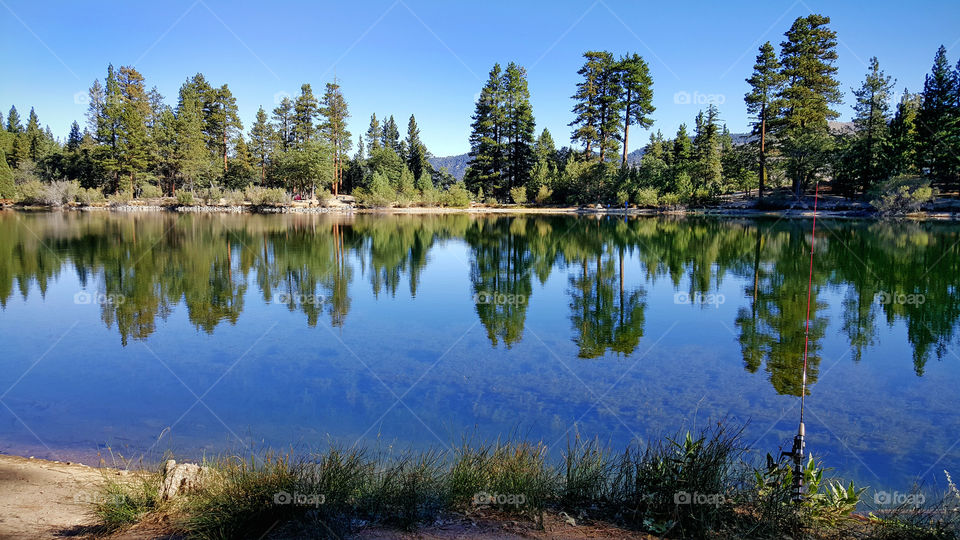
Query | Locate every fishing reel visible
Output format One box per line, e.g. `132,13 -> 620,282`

779,422 -> 806,503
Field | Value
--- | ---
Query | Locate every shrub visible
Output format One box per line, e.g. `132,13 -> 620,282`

244,186 -> 291,206
359,172 -> 397,208
443,183 -> 472,207
139,183 -> 162,199
509,186 -> 527,205
15,179 -> 47,204
316,188 -> 332,206
534,185 -> 553,205
108,190 -> 134,205
199,186 -> 223,205
634,188 -> 659,207
871,177 -> 936,216
176,190 -> 196,206
659,193 -> 682,207
223,189 -> 245,206
75,187 -> 106,205
16,180 -> 79,206
419,187 -> 441,207
484,196 -> 499,206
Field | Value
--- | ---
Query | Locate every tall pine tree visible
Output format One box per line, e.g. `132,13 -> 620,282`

744,41 -> 784,198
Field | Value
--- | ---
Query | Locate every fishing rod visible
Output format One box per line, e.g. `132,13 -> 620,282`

781,181 -> 819,503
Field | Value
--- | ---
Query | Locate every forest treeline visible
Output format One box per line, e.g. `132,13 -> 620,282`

1,13 -> 959,209
1,212 -> 957,394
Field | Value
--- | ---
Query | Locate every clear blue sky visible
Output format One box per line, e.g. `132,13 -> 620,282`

2,0 -> 959,157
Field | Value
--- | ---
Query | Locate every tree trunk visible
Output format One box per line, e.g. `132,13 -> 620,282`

759,111 -> 766,199
622,90 -> 631,167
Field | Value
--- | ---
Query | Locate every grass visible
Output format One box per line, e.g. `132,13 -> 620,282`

91,424 -> 960,539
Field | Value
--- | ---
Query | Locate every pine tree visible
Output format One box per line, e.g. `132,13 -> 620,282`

174,80 -> 209,192
502,62 -> 536,192
6,106 -> 22,133
272,97 -> 294,150
570,51 -> 622,160
888,89 -> 922,175
744,41 -> 784,198
617,53 -> 655,166
465,63 -> 505,196
846,57 -> 895,193
25,107 -> 42,161
381,115 -> 400,153
776,14 -> 843,196
405,114 -> 430,179
292,83 -> 319,146
693,105 -> 723,195
0,148 -> 13,198
206,84 -> 242,172
248,106 -> 277,183
917,45 -> 958,184
319,80 -> 351,196
366,113 -> 382,151
114,66 -> 151,192
67,121 -> 82,153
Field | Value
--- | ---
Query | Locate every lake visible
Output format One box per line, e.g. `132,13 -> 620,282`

0,210 -> 957,495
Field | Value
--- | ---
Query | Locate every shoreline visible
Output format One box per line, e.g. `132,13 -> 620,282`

3,201 -> 959,221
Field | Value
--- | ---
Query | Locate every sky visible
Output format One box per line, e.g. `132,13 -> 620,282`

2,0 -> 959,158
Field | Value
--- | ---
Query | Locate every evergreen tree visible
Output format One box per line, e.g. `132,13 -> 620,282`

570,51 -> 622,161
365,113 -> 382,151
405,114 -> 430,179
6,106 -> 22,133
502,62 -> 536,193
206,84 -> 242,172
292,83 -> 319,146
744,41 -> 784,198
174,80 -> 210,192
465,63 -> 506,196
845,57 -> 895,193
693,106 -> 723,195
776,14 -> 843,196
272,97 -> 294,150
115,66 -> 151,192
381,115 -> 400,153
888,89 -> 922,175
917,46 -> 958,184
617,53 -> 655,166
67,121 -> 82,153
25,107 -> 42,161
248,106 -> 277,183
319,80 -> 351,195
0,148 -> 13,198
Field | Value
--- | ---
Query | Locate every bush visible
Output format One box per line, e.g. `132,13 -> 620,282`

659,193 -> 683,207
359,172 -> 397,208
634,188 -> 659,207
15,179 -> 47,204
245,186 -> 291,206
316,189 -> 332,206
534,185 -> 553,205
484,196 -> 499,206
198,186 -> 223,205
75,187 -> 106,205
108,190 -> 134,205
139,183 -> 162,199
176,190 -> 196,206
223,190 -> 245,206
15,180 -> 79,206
442,183 -> 471,207
419,187 -> 441,207
509,186 -> 527,205
871,177 -> 936,216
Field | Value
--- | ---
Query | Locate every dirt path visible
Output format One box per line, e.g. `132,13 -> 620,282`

0,454 -> 109,539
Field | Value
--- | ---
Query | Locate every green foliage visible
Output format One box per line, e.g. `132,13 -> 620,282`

442,182 -> 471,207
175,190 -> 195,206
634,187 -> 658,207
871,176 -> 936,215
0,148 -> 14,198
509,185 -> 527,205
138,183 -> 161,199
534,184 -> 553,205
244,186 -> 290,206
75,186 -> 106,205
95,470 -> 161,531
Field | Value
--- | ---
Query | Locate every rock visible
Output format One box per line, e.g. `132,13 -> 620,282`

160,460 -> 207,501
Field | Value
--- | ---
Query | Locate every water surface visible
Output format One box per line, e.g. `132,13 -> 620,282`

0,210 -> 957,494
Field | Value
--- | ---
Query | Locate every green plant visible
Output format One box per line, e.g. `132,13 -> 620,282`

244,186 -> 291,206
95,470 -> 162,531
199,186 -> 223,205
75,187 -> 106,205
107,190 -> 134,206
442,183 -> 471,208
534,185 -> 553,205
871,176 -> 936,216
509,186 -> 527,205
176,190 -> 195,206
223,189 -> 245,206
634,188 -> 659,207
139,183 -> 162,199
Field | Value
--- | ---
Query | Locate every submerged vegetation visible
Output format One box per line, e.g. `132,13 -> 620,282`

94,426 -> 960,539
3,14 -> 960,212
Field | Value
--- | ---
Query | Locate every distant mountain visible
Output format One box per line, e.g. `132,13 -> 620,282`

428,154 -> 471,180
428,123 -> 855,181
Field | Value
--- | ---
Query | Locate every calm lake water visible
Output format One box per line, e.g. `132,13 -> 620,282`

0,210 -> 957,494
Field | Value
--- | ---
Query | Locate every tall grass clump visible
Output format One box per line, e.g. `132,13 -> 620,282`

447,439 -> 556,514
95,468 -> 163,531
